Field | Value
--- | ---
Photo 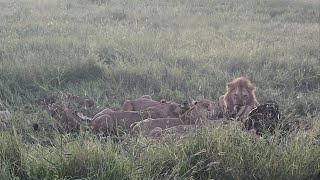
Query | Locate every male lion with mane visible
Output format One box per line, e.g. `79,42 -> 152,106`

219,77 -> 260,120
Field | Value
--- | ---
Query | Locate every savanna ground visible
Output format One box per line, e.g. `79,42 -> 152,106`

0,0 -> 319,179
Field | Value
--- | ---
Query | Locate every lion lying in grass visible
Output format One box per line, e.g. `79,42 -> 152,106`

121,95 -> 161,111
92,98 -> 189,121
90,101 -> 186,135
131,99 -> 216,137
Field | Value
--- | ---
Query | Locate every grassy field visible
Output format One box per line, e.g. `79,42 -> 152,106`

0,0 -> 319,179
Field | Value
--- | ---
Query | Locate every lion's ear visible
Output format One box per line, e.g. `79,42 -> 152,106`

192,100 -> 198,105
226,82 -> 234,90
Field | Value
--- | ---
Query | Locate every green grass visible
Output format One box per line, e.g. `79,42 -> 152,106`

133,122 -> 320,179
0,0 -> 319,179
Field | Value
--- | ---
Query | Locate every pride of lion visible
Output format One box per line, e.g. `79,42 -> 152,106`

29,77 -> 312,138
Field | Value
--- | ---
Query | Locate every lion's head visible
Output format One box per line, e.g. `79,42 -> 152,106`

48,102 -> 66,119
222,77 -> 259,119
183,99 -> 215,123
48,102 -> 80,133
143,101 -> 186,118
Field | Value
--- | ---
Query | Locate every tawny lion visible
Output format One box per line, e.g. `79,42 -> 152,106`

219,77 -> 259,120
